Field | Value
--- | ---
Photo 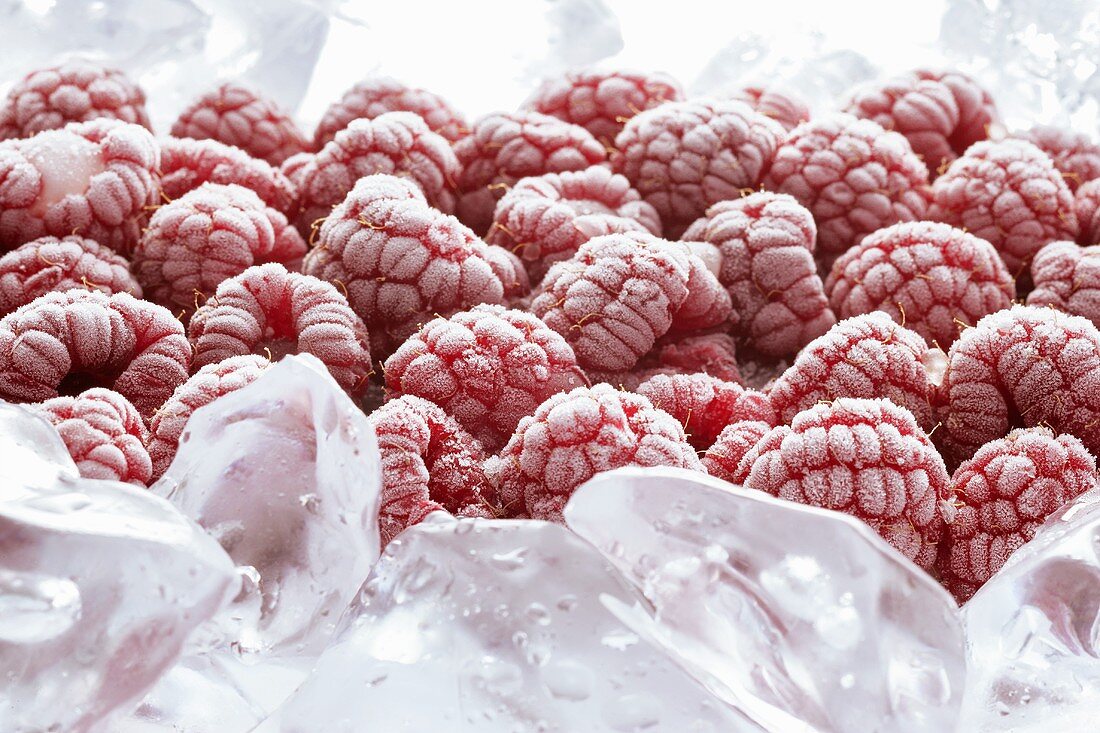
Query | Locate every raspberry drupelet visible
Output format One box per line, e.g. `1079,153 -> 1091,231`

729,85 -> 810,132
1027,240 -> 1100,330
702,419 -> 773,483
635,372 -> 775,450
1018,124 -> 1100,193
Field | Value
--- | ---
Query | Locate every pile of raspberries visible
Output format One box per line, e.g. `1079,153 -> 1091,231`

3,60 -> 1099,603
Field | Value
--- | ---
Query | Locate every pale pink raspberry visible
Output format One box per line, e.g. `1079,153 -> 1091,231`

1027,240 -> 1100,329
159,136 -> 298,216
730,85 -> 810,132
1018,124 -> 1100,193
636,372 -> 774,450
702,419 -> 773,483
1076,179 -> 1100,245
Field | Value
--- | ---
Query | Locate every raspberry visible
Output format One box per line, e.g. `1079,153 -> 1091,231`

187,263 -> 372,394
825,221 -> 1015,349
485,166 -> 662,283
453,111 -> 607,235
938,428 -> 1098,600
613,99 -> 785,237
730,85 -> 810,132
289,112 -> 459,235
1076,178 -> 1100,245
485,383 -> 703,521
585,331 -> 744,392
303,174 -> 527,356
159,136 -> 298,216
1018,124 -> 1100,193
367,395 -> 496,546
702,419 -> 772,482
33,387 -> 151,485
0,235 -> 140,316
1026,241 -> 1100,330
0,289 -> 190,419
767,312 -> 940,430
929,139 -> 1077,275
523,69 -> 684,145
636,372 -> 774,450
0,120 -> 159,253
314,76 -> 468,149
384,304 -> 587,452
147,354 -> 270,481
939,304 -> 1100,463
681,191 -> 835,357
0,61 -> 150,140
132,183 -> 306,315
170,83 -> 309,166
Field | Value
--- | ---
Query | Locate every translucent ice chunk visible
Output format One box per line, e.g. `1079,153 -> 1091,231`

21,128 -> 106,212
564,467 -> 966,733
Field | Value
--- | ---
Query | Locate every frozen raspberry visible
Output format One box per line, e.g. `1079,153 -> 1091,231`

1027,240 -> 1100,329
586,331 -> 745,392
34,387 -> 151,485
767,312 -> 940,430
825,221 -> 1015,349
453,111 -> 607,235
303,174 -> 527,356
147,354 -> 269,481
0,61 -> 150,140
523,69 -> 684,145
0,235 -> 140,316
0,120 -> 159,253
0,289 -> 190,419
132,183 -> 306,315
1018,124 -> 1100,193
613,99 -> 785,237
485,383 -> 703,521
1076,178 -> 1100,245
681,191 -> 835,357
730,85 -> 810,132
702,419 -> 772,483
170,82 -> 309,166
486,166 -> 662,283
159,136 -> 298,216
368,395 -> 496,545
929,139 -> 1078,276
938,427 -> 1098,600
939,304 -> 1100,463
314,76 -> 468,149
636,372 -> 774,450
188,263 -> 372,393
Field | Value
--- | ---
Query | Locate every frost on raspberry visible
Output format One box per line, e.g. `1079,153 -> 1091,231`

368,395 -> 496,546
1026,241 -> 1100,330
767,312 -> 940,430
146,353 -> 269,480
486,165 -> 662,283
938,427 -> 1098,601
929,139 -> 1078,276
1018,124 -> 1100,193
1076,178 -> 1100,246
0,289 -> 190,419
939,305 -> 1100,464
453,111 -> 607,235
681,191 -> 835,358
0,120 -> 159,253
485,383 -> 703,522
702,419 -> 772,483
825,221 -> 1015,349
159,136 -> 298,216
586,331 -> 744,392
34,387 -> 151,485
0,234 -> 140,316
188,263 -> 372,394
636,372 -> 774,450
314,76 -> 468,149
0,61 -> 150,140
170,82 -> 310,166
133,183 -> 306,315
523,69 -> 685,145
613,99 -> 785,237
730,85 -> 810,132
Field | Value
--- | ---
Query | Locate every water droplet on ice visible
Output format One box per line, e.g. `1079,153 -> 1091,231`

543,659 -> 594,701
0,570 -> 81,643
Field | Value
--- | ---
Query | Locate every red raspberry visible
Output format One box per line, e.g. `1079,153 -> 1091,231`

825,221 -> 1015,349
761,113 -> 931,259
187,263 -> 372,394
453,111 -> 607,235
314,76 -> 468,149
368,394 -> 496,546
702,419 -> 772,483
636,372 -> 774,450
938,428 -> 1098,600
0,289 -> 190,419
1076,178 -> 1100,245
1027,241 -> 1100,329
613,99 -> 785,237
585,331 -> 744,392
485,383 -> 703,521
147,354 -> 270,481
486,166 -> 662,283
0,235 -> 140,316
730,85 -> 810,132
170,83 -> 310,166
939,305 -> 1100,464
918,70 -> 999,157
132,183 -> 306,315
34,387 -> 151,485
523,69 -> 684,145
384,304 -> 587,452
159,136 -> 298,216
1018,124 -> 1100,193
302,174 -> 527,356
681,191 -> 835,358
929,139 -> 1077,275
767,312 -> 940,430
0,61 -> 150,140
0,120 -> 159,253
